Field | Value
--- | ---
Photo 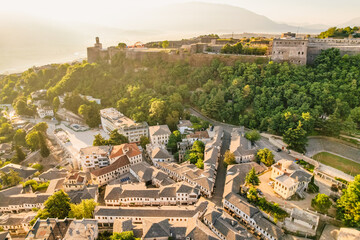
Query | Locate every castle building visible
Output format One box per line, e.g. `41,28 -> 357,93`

87,37 -> 122,63
271,33 -> 360,65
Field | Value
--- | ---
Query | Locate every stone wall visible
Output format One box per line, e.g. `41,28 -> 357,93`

270,39 -> 308,65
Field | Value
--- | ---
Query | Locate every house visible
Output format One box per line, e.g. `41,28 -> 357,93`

130,162 -> 175,187
177,120 -> 193,134
0,193 -> 51,213
0,212 -> 35,236
203,206 -> 254,240
104,182 -> 199,207
223,193 -> 284,240
100,108 -> 148,143
230,128 -> 256,163
63,172 -> 87,192
150,146 -> 174,165
0,143 -> 12,154
30,89 -> 47,100
94,201 -> 209,226
149,125 -> 171,145
36,106 -> 54,119
79,146 -> 111,170
224,163 -> 265,197
90,155 -> 131,186
79,94 -> 101,105
108,143 -> 142,165
287,208 -> 319,233
271,159 -> 312,199
185,130 -> 211,144
37,168 -> 68,182
0,164 -> 37,180
56,108 -> 83,124
25,218 -> 98,240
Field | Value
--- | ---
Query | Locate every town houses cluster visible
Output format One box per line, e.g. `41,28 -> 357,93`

1,106 -> 355,240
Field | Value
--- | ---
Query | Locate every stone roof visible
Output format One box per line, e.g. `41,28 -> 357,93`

113,219 -> 133,233
337,228 -> 360,240
0,212 -> 36,226
230,128 -> 256,157
186,131 -> 209,139
67,186 -> 98,204
0,232 -> 10,240
289,170 -> 312,182
225,192 -> 259,218
0,164 -> 37,179
38,168 -> 68,181
95,201 -> 208,218
149,125 -> 171,136
177,120 -> 192,128
0,143 -> 11,151
252,212 -> 285,239
0,193 -> 51,207
91,155 -> 130,177
151,147 -> 172,159
142,218 -> 170,239
290,208 -> 319,227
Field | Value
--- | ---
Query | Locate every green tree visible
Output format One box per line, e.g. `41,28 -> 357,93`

192,140 -> 205,153
13,129 -> 27,146
195,159 -> 204,169
93,134 -> 107,146
117,42 -> 127,49
31,190 -> 71,224
311,193 -> 332,214
32,163 -> 44,171
69,199 -> 98,219
111,231 -> 135,240
224,150 -> 236,166
0,169 -> 22,187
26,130 -> 41,151
149,99 -> 167,125
245,167 -> 260,186
167,131 -> 182,153
139,136 -> 150,149
336,175 -> 360,227
247,186 -> 259,203
108,130 -> 128,145
53,96 -> 60,112
245,130 -> 261,145
283,121 -> 308,153
33,122 -> 48,133
256,148 -> 274,166
12,145 -> 26,163
162,40 -> 169,49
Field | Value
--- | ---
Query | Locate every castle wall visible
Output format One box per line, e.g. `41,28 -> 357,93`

307,38 -> 360,64
271,39 -> 308,65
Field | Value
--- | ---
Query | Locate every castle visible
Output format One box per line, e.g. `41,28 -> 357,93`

87,37 -> 122,63
87,34 -> 360,66
271,33 -> 360,65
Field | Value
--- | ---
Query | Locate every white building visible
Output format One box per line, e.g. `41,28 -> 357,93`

100,108 -> 148,143
149,125 -> 171,145
36,106 -> 54,119
177,120 -> 193,134
271,159 -> 312,199
79,146 -> 111,170
104,182 -> 199,207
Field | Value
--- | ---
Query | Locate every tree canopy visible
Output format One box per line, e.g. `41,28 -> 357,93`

256,148 -> 274,166
311,193 -> 332,214
245,167 -> 260,186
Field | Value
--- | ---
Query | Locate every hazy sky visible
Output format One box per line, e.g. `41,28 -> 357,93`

1,0 -> 359,26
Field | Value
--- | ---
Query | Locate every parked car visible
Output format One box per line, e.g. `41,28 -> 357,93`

276,148 -> 282,152
256,189 -> 264,196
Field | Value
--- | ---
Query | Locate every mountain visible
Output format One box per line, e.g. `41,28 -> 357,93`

145,2 -> 321,34
340,17 -> 360,27
0,2 -> 325,74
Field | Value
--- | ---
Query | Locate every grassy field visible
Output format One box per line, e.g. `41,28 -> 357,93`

313,152 -> 360,176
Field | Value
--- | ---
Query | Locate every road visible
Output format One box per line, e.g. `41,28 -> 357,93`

210,130 -> 231,206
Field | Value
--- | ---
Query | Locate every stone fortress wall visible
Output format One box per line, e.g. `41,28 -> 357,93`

271,34 -> 360,65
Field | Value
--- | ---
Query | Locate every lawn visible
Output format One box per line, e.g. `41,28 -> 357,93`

313,152 -> 360,176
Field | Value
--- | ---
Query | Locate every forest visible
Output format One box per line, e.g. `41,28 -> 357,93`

318,26 -> 360,39
0,49 -> 359,151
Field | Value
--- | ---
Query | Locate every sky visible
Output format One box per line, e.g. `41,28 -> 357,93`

0,0 -> 359,27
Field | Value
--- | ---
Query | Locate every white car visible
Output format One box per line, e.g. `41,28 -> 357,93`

268,181 -> 274,186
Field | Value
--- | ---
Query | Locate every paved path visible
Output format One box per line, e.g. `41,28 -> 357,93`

210,130 -> 231,206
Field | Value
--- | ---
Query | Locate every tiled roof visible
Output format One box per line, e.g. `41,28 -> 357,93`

91,155 -> 130,177
109,143 -> 141,159
225,192 -> 259,218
